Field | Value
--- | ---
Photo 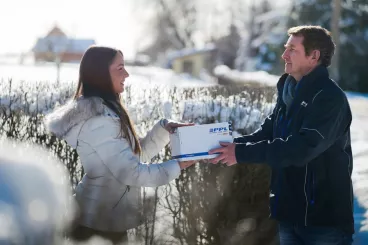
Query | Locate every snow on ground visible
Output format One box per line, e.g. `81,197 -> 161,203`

125,65 -> 217,87
0,63 -> 280,88
346,92 -> 368,243
214,65 -> 279,86
0,63 -> 217,87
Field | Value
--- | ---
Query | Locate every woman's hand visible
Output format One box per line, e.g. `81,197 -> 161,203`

178,160 -> 196,170
161,119 -> 194,134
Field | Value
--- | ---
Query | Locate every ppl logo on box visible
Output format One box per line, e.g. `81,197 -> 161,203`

209,127 -> 228,133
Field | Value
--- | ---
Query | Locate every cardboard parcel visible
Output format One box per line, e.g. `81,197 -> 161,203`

169,122 -> 233,161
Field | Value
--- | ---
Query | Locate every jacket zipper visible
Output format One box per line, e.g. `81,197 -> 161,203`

311,172 -> 315,205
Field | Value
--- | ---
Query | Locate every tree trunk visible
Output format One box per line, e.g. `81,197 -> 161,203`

330,0 -> 341,82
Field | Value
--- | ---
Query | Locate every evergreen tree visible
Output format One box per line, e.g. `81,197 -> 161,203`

338,0 -> 368,92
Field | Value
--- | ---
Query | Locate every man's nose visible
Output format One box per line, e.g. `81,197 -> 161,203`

281,50 -> 288,60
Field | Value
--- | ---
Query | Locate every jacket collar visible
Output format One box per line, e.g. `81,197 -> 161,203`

44,97 -> 105,138
276,65 -> 329,98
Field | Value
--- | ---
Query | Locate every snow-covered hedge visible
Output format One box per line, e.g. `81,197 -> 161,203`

0,78 -> 276,133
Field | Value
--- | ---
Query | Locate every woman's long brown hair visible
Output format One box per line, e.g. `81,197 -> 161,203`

74,45 -> 141,155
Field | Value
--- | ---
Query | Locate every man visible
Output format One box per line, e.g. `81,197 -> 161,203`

209,26 -> 354,244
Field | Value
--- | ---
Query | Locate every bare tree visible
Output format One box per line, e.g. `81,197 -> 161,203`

330,0 -> 341,82
236,0 -> 280,72
138,0 -> 197,62
235,0 -> 257,71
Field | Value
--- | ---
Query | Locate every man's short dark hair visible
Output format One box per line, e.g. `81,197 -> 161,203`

288,25 -> 335,67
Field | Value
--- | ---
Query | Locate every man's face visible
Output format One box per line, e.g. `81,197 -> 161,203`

281,35 -> 316,81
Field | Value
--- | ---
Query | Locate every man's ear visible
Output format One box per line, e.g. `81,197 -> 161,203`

311,50 -> 321,61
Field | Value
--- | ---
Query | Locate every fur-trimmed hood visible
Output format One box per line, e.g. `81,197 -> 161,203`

44,97 -> 106,148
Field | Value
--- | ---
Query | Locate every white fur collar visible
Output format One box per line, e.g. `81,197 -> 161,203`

44,97 -> 105,138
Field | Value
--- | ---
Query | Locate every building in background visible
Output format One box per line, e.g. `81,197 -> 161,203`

32,26 -> 95,63
166,44 -> 217,78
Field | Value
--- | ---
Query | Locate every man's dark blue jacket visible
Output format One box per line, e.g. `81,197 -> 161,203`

234,65 -> 354,234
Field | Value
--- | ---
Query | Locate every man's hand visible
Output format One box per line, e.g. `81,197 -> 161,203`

208,142 -> 237,166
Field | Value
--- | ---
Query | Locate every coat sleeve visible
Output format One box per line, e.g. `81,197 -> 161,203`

139,119 -> 170,162
81,117 -> 181,188
235,90 -> 350,168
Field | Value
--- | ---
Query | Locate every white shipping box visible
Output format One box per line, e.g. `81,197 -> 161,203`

169,122 -> 233,161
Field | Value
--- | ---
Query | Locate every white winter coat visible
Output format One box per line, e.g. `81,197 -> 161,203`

44,97 -> 181,232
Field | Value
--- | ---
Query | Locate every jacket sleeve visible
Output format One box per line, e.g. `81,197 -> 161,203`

139,119 -> 170,162
234,113 -> 274,143
233,107 -> 276,144
235,91 -> 350,168
82,117 -> 181,188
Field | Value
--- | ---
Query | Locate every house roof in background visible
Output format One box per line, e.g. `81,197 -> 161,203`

165,44 -> 216,68
46,26 -> 67,37
167,44 -> 216,60
33,37 -> 95,53
32,25 -> 95,53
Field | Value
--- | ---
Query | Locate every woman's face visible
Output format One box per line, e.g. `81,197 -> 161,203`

109,52 -> 129,93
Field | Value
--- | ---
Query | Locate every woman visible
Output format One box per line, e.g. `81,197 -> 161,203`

44,46 -> 195,244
